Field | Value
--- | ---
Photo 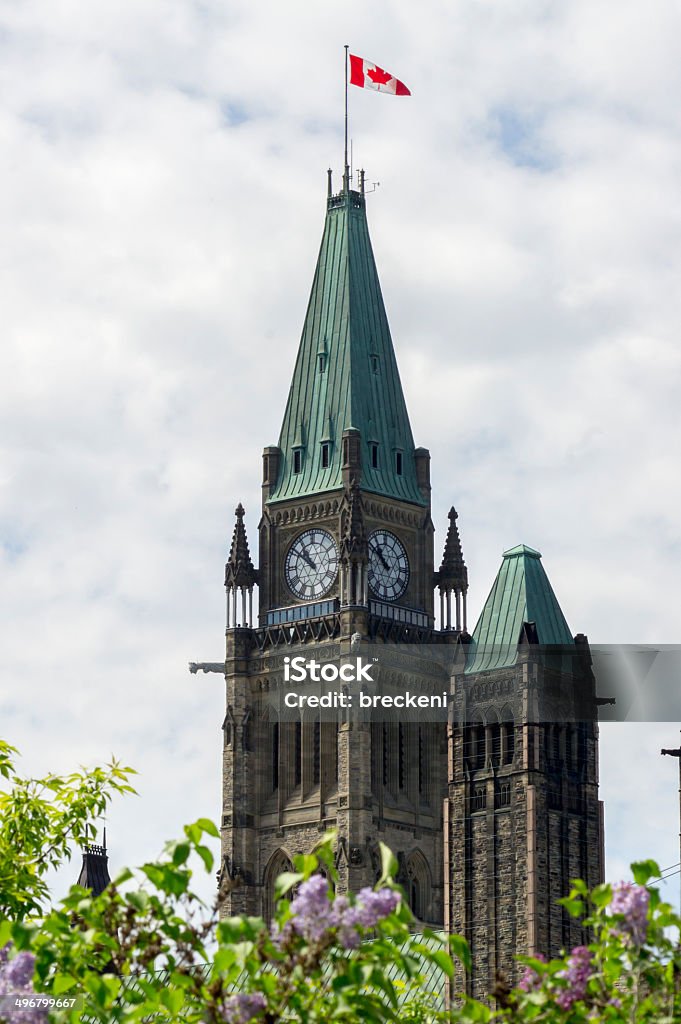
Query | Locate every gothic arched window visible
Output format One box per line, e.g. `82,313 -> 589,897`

263,849 -> 293,924
497,781 -> 511,808
406,850 -> 432,921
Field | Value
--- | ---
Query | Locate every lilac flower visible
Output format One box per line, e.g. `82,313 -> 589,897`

218,992 -> 267,1024
282,874 -> 401,950
351,887 -> 400,928
517,954 -> 546,992
556,946 -> 592,1010
0,946 -> 48,1024
288,875 -> 335,943
610,881 -> 649,945
4,953 -> 36,990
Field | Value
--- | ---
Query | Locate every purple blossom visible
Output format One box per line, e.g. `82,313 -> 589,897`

279,874 -> 401,950
350,887 -> 400,928
517,954 -> 546,992
218,992 -> 267,1024
610,881 -> 649,945
4,953 -> 36,990
0,946 -> 48,1024
556,946 -> 592,1010
288,875 -> 335,943
339,887 -> 400,948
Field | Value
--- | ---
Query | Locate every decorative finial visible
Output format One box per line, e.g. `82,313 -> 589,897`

327,168 -> 333,197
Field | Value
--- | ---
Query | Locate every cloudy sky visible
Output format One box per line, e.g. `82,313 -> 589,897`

2,0 -> 681,910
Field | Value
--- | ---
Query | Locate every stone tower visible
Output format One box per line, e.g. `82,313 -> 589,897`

445,545 -> 604,999
209,175 -> 603,993
217,175 -> 452,922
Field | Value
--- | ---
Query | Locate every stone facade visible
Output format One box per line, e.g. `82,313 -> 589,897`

446,649 -> 603,1000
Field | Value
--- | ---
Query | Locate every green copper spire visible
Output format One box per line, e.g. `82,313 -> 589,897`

465,544 -> 574,674
267,184 -> 425,506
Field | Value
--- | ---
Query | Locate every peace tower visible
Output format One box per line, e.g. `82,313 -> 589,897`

194,171 -> 604,999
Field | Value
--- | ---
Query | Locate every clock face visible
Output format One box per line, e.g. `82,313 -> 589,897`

285,529 -> 339,601
368,530 -> 410,601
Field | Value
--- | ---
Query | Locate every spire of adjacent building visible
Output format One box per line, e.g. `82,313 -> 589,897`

225,504 -> 257,628
224,503 -> 257,589
267,176 -> 425,507
438,507 -> 468,588
76,832 -> 110,896
437,507 -> 469,632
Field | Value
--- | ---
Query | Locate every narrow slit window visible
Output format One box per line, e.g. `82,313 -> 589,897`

395,451 -> 403,475
318,354 -> 326,373
321,443 -> 330,468
371,443 -> 379,469
313,720 -> 321,785
272,723 -> 279,791
294,721 -> 302,788
370,354 -> 379,373
293,449 -> 302,474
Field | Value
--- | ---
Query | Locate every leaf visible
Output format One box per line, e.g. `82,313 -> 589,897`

140,862 -> 189,897
213,947 -> 237,974
127,890 -> 150,913
275,871 -> 304,897
171,842 -> 191,866
53,974 -> 77,995
293,853 -> 318,878
368,967 -> 399,1009
459,995 -> 492,1022
417,945 -> 455,979
160,987 -> 185,1013
591,882 -> 613,908
559,896 -> 585,918
184,822 -> 202,845
195,817 -> 220,838
217,918 -> 251,944
448,933 -> 472,972
195,844 -> 214,873
377,842 -> 398,885
632,859 -> 661,885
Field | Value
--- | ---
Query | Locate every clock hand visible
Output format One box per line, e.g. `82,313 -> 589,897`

300,547 -> 316,570
376,547 -> 390,571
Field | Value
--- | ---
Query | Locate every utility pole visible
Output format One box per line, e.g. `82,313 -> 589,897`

660,733 -> 681,913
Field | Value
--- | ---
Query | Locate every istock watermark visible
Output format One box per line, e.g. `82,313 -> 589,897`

283,655 -> 376,683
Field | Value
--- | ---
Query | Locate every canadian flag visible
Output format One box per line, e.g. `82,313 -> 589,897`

349,54 -> 411,96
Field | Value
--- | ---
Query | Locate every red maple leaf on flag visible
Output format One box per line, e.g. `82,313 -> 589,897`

348,53 -> 410,94
367,66 -> 392,85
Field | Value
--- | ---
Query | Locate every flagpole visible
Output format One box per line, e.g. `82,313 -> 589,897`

344,44 -> 349,192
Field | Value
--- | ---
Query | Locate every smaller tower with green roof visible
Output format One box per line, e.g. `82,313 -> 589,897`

445,544 -> 603,1001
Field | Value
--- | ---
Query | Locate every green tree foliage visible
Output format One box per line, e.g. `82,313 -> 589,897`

0,740 -> 136,919
1,739 -> 681,1023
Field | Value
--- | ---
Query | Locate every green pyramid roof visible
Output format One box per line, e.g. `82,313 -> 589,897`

267,187 -> 425,506
465,544 -> 574,674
